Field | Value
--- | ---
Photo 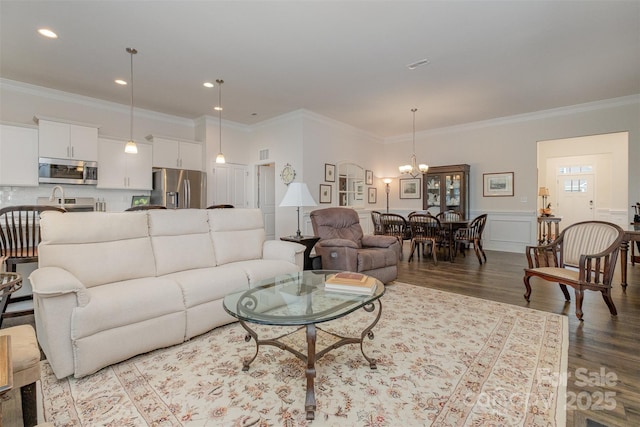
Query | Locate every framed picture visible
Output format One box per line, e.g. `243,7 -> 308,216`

399,178 -> 421,199
368,187 -> 377,204
319,184 -> 332,203
324,163 -> 335,182
483,172 -> 514,197
365,170 -> 373,185
354,180 -> 364,200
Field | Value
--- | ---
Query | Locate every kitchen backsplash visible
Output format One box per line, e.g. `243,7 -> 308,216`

0,185 -> 150,212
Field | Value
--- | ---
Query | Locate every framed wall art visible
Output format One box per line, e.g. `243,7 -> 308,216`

368,187 -> 377,204
399,178 -> 421,199
483,172 -> 514,197
365,170 -> 373,185
324,163 -> 336,182
319,184 -> 332,203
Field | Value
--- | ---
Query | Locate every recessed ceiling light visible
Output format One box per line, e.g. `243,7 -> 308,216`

37,28 -> 58,39
203,82 -> 214,88
406,58 -> 430,70
115,79 -> 127,85
214,106 -> 223,111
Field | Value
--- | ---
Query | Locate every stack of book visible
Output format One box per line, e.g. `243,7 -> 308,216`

324,272 -> 377,295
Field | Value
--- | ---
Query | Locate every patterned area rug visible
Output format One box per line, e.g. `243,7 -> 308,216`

39,282 -> 567,426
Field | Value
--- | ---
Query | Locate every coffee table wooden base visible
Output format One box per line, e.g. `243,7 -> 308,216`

237,300 -> 382,420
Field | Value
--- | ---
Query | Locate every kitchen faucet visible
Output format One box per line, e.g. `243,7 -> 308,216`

49,185 -> 65,206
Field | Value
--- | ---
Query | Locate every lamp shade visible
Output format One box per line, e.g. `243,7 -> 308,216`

280,182 -> 317,207
538,187 -> 550,197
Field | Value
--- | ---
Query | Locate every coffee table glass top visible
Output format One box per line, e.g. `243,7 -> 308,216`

223,270 -> 384,326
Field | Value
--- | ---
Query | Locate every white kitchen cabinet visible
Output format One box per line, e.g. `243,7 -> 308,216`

148,135 -> 203,170
97,137 -> 152,190
0,124 -> 39,186
38,119 -> 98,161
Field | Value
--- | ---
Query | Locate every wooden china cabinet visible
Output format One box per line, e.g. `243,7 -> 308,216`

422,164 -> 470,219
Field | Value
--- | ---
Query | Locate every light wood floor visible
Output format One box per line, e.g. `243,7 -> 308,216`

2,246 -> 639,427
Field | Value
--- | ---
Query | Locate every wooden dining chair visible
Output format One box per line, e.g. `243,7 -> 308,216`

206,204 -> 235,209
379,213 -> 410,259
408,214 -> 443,264
370,211 -> 384,235
0,205 -> 66,324
454,214 -> 488,264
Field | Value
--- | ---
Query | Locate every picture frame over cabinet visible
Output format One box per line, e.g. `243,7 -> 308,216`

422,164 -> 470,219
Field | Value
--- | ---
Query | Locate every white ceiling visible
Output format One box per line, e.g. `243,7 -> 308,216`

1,1 -> 639,138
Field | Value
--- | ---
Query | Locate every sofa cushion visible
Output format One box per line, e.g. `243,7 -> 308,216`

208,209 -> 265,265
71,277 -> 184,339
38,211 -> 156,287
149,209 -> 217,275
163,265 -> 249,308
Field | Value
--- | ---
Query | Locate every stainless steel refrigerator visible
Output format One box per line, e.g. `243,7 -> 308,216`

150,168 -> 207,209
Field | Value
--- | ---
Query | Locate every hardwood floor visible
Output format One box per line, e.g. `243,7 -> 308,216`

2,246 -> 638,426
397,245 -> 640,427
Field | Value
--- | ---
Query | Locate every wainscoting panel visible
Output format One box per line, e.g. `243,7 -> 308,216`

476,210 -> 537,254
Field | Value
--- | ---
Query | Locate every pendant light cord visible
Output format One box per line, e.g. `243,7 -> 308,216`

217,79 -> 223,153
127,48 -> 137,142
411,107 -> 417,155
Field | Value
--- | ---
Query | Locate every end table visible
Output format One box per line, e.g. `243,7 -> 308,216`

280,235 -> 320,270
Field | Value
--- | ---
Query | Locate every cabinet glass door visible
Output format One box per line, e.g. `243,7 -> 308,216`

445,174 -> 462,210
426,175 -> 441,210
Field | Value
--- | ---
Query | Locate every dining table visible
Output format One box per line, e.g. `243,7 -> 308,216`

438,219 -> 470,262
619,223 -> 640,288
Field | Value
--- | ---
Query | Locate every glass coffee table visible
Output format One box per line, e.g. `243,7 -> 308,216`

223,270 -> 384,420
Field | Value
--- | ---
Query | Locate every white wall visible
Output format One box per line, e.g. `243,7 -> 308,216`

383,96 -> 640,251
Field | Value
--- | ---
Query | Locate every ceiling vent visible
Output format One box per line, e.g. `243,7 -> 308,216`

259,149 -> 269,161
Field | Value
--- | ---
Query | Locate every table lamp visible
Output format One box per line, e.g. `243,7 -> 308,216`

538,187 -> 550,215
280,182 -> 317,238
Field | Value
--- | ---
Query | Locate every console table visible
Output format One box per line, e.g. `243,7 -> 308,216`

620,223 -> 640,288
537,216 -> 561,245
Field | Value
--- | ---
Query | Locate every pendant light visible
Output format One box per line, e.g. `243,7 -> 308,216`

124,47 -> 138,154
215,79 -> 226,164
398,108 -> 428,177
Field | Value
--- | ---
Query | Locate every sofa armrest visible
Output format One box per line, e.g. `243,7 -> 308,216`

263,240 -> 306,269
362,234 -> 398,248
30,267 -> 90,306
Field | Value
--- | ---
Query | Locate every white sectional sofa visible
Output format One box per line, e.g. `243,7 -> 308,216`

29,208 -> 305,379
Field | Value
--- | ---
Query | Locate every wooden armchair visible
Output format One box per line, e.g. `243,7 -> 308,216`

379,213 -> 410,259
523,220 -> 624,320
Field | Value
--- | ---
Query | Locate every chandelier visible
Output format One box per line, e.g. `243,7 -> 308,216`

398,108 -> 428,177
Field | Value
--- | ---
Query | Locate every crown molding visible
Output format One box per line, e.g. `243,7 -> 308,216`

0,78 -> 194,127
384,94 -> 640,144
195,114 -> 251,132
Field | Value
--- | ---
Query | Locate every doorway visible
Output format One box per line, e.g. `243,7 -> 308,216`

538,132 -> 628,231
257,163 -> 276,240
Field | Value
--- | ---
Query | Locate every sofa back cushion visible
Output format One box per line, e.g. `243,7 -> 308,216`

208,209 -> 265,265
148,209 -> 216,275
38,211 -> 156,287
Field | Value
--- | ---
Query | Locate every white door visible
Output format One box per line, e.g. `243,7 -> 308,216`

211,163 -> 248,207
258,164 -> 276,241
555,174 -> 595,228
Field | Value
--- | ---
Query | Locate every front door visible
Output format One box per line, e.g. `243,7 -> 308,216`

555,173 -> 595,227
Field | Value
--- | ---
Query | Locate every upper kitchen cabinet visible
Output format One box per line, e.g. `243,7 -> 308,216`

0,124 -> 39,186
36,118 -> 99,161
97,137 -> 152,190
422,164 -> 470,219
146,135 -> 203,171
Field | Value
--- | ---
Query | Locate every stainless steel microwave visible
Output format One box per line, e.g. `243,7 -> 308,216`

38,157 -> 98,185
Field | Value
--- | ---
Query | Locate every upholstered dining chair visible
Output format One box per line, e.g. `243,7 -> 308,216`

310,207 -> 400,284
523,220 -> 624,320
407,214 -> 443,264
379,213 -> 410,260
125,205 -> 167,211
0,205 -> 66,323
454,214 -> 488,264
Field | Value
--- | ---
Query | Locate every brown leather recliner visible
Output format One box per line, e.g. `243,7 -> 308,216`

310,207 -> 400,284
